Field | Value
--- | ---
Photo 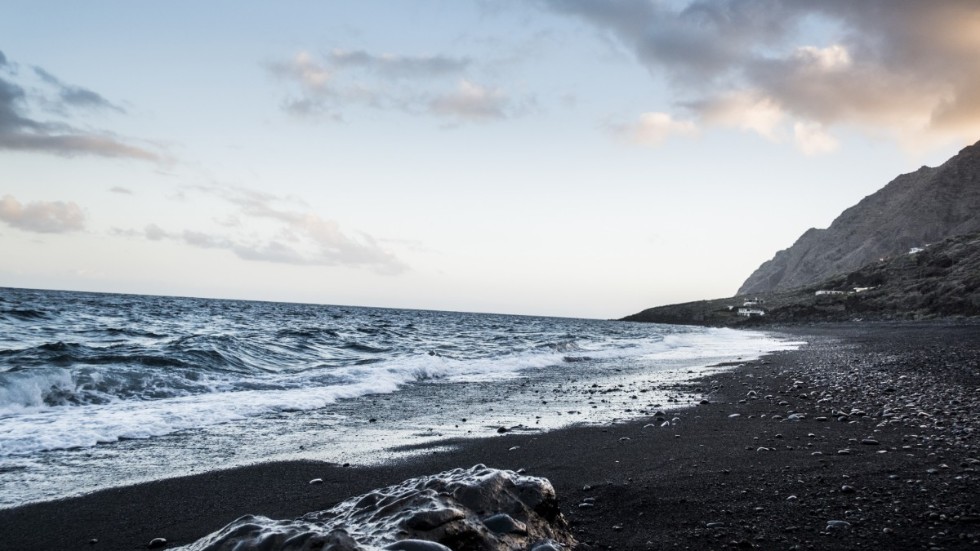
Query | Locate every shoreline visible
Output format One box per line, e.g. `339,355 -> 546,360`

2,321 -> 978,550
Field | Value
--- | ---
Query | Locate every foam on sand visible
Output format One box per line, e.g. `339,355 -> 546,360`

182,465 -> 576,551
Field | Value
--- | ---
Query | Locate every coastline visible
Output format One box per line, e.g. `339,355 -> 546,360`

2,321 -> 978,550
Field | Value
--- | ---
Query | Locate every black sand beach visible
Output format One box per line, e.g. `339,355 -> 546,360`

2,322 -> 979,550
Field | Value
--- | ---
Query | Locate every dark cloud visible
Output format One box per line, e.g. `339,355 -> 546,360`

544,0 -> 980,149
0,53 -> 156,160
33,67 -> 125,113
0,194 -> 85,234
0,132 -> 160,160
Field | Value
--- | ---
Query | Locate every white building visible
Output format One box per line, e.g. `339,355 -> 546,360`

815,290 -> 846,296
737,307 -> 766,317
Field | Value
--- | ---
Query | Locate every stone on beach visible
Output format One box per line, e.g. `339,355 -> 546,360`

182,465 -> 576,551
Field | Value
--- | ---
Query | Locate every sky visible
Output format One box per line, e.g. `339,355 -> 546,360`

2,1 -> 979,319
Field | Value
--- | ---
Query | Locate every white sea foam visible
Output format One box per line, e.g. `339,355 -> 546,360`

0,368 -> 75,411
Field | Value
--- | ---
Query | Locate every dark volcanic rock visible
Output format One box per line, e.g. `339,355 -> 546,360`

738,140 -> 980,295
622,230 -> 980,325
183,465 -> 576,551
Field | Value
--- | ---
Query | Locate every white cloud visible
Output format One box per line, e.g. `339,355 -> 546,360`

793,121 -> 839,156
268,49 -> 514,124
269,51 -> 331,92
616,112 -> 697,147
429,80 -> 508,121
0,194 -> 85,233
689,92 -> 785,140
116,186 -> 407,275
792,45 -> 852,71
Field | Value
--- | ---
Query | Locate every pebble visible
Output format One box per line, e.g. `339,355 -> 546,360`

309,478 -> 323,485
147,538 -> 167,549
826,520 -> 851,530
728,413 -> 741,418
861,438 -> 880,445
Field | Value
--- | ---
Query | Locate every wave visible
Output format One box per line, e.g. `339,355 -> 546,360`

0,289 -> 804,458
0,308 -> 51,322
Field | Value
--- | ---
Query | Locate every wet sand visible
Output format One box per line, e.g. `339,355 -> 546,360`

2,321 -> 978,550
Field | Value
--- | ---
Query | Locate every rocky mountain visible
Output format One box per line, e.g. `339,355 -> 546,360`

623,230 -> 980,326
738,140 -> 980,295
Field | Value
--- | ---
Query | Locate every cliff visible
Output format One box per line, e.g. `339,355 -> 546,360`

738,140 -> 980,295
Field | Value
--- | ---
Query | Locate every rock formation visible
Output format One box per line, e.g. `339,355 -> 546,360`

184,465 -> 576,551
738,140 -> 980,295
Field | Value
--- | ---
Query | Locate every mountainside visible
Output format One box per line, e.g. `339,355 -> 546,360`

623,231 -> 980,326
738,140 -> 980,295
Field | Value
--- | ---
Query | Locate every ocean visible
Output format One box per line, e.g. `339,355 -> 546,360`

0,287 -> 802,508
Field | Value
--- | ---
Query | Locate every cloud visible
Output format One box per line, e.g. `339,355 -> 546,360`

0,50 -> 157,160
144,223 -> 169,241
268,51 -> 332,93
430,80 -> 508,121
328,49 -> 470,78
109,186 -> 132,194
117,186 -> 407,275
686,91 -> 784,140
613,112 -> 697,147
543,0 -> 980,151
793,121 -> 839,156
268,49 -> 514,123
33,67 -> 125,113
0,194 -> 85,233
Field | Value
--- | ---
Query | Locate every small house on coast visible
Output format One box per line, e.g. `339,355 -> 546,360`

737,307 -> 766,317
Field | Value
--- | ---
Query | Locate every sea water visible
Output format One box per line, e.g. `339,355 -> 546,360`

0,287 -> 801,508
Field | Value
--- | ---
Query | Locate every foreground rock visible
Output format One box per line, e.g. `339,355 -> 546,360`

182,465 -> 575,551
